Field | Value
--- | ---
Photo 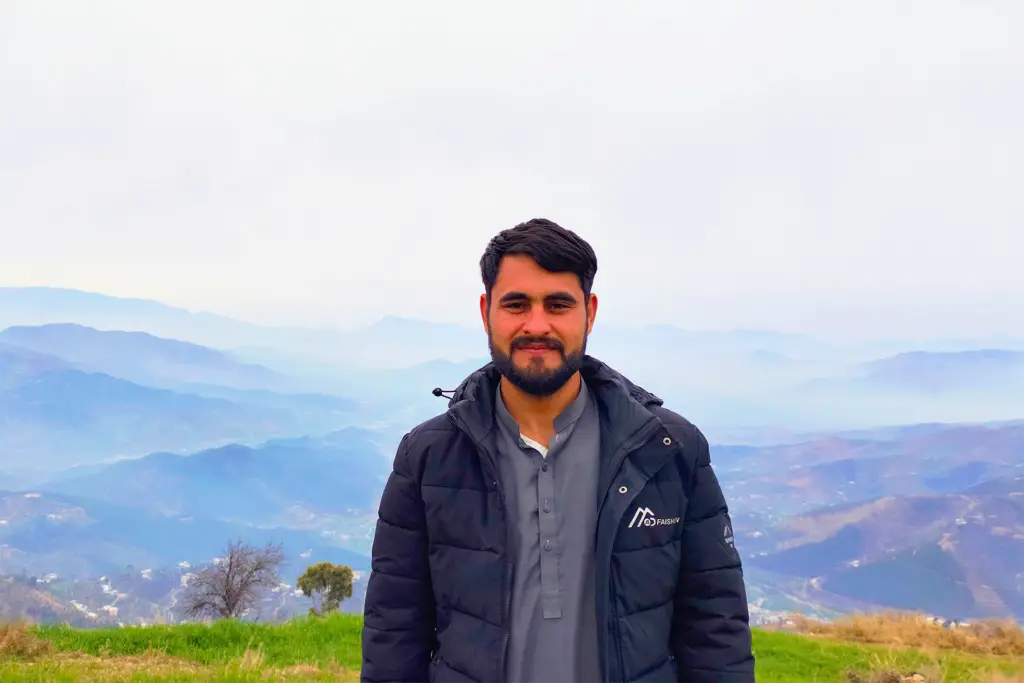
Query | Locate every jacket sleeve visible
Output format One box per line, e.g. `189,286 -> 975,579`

670,426 -> 755,682
361,432 -> 437,682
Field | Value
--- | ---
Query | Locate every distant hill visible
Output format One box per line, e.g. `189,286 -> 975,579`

0,286 -> 853,377
859,349 -> 1024,393
0,287 -> 485,368
0,489 -> 369,580
799,349 -> 1024,398
746,476 -> 1024,620
0,287 -> 269,351
35,427 -> 392,524
0,344 -> 361,473
5,285 -> 1024,430
0,342 -> 74,389
0,575 -> 84,625
813,419 -> 1024,443
773,350 -> 1024,431
0,323 -> 361,418
590,324 -> 837,361
0,323 -> 288,392
716,421 -> 1024,518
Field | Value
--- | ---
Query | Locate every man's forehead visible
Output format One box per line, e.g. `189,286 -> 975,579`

492,280 -> 582,298
494,257 -> 580,290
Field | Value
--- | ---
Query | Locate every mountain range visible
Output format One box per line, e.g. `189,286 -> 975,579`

715,420 -> 1024,518
4,287 -> 1024,436
0,487 -> 370,581
0,287 -> 486,369
745,475 -> 1024,620
858,349 -> 1024,393
5,414 -> 1019,624
5,284 -> 1024,367
1,285 -> 1023,626
36,427 -> 392,526
0,426 -> 389,625
718,422 -> 1024,620
0,323 -> 289,393
0,343 -> 285,468
0,325 -> 368,476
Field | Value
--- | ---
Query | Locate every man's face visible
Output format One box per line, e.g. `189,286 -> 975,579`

480,254 -> 598,397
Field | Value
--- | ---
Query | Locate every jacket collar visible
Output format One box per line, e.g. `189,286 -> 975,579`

445,355 -> 663,448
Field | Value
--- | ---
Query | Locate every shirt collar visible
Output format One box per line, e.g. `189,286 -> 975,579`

494,375 -> 590,438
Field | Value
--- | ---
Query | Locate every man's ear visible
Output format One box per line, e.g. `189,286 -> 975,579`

479,293 -> 489,334
586,293 -> 599,335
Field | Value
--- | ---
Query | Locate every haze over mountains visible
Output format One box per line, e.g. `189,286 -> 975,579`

0,323 -> 289,392
3,286 -> 1023,437
38,428 -> 392,526
1,285 -> 1022,626
0,335 -> 365,476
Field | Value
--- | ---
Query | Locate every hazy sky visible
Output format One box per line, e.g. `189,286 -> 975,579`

1,2 -> 1021,338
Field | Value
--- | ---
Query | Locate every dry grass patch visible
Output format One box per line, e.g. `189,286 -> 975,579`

1,649 -> 361,682
841,650 -> 1024,683
44,651 -> 206,676
1,624 -> 361,681
0,621 -> 53,659
846,667 -> 1024,683
790,611 -> 1024,657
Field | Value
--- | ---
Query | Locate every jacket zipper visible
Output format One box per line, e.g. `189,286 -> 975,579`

448,412 -> 514,683
596,417 -> 659,517
597,418 -> 660,682
448,410 -> 661,683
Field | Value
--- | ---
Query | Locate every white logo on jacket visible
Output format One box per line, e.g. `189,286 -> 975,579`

627,506 -> 681,528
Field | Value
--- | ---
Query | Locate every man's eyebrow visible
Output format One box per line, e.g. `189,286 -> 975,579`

498,291 -> 529,304
497,291 -> 578,304
544,292 -> 578,304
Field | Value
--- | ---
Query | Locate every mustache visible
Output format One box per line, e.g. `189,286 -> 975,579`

511,337 -> 565,351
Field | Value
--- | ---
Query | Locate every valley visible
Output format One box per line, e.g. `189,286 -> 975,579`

1,287 -> 1022,629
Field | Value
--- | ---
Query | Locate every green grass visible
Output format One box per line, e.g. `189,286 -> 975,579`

0,616 -> 362,682
2,615 -> 1022,682
35,615 -> 362,667
752,629 -> 1023,683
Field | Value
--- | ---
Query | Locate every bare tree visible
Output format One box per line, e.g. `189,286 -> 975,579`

181,539 -> 285,621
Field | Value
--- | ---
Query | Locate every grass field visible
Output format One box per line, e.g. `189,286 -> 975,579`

2,613 -> 1023,682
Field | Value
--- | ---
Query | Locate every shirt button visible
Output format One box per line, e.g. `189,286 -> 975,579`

541,463 -> 548,472
544,540 -> 552,551
543,501 -> 550,513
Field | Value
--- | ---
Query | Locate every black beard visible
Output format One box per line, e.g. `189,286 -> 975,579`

488,333 -> 587,397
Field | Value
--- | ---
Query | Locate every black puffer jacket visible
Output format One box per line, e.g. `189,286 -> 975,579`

362,356 -> 754,682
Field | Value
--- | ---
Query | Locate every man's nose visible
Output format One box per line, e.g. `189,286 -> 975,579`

521,306 -> 553,336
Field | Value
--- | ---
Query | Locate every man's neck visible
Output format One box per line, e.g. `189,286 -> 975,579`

499,373 -> 582,447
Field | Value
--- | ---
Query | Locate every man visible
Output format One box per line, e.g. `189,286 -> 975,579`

361,219 -> 755,683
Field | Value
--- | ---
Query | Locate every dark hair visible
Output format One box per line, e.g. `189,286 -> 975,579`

480,218 -> 598,302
